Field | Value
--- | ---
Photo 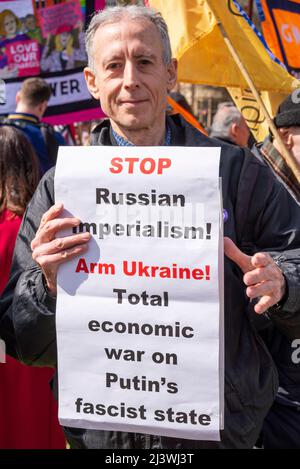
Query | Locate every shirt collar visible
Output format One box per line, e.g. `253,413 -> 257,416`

112,125 -> 171,146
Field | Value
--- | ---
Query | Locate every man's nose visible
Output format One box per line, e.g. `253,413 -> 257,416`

123,61 -> 139,89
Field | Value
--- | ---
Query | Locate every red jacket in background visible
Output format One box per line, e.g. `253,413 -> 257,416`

0,209 -> 65,449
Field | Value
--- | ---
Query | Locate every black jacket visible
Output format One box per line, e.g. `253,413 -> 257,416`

1,115 -> 300,449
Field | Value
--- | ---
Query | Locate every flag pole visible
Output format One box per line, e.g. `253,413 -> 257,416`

209,4 -> 300,182
248,0 -> 254,20
167,96 -> 208,135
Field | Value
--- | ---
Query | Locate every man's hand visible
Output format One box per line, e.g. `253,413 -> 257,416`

31,203 -> 91,297
224,237 -> 286,314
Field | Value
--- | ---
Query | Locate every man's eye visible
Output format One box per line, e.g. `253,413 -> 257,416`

107,63 -> 121,70
139,59 -> 152,66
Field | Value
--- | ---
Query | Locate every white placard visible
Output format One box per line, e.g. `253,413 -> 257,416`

55,145 -> 223,441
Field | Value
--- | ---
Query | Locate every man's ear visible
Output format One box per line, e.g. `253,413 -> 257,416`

166,58 -> 178,92
231,123 -> 238,140
84,67 -> 100,100
278,127 -> 293,149
16,90 -> 21,105
38,101 -> 48,117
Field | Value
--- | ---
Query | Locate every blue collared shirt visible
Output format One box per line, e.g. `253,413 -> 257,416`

112,125 -> 171,146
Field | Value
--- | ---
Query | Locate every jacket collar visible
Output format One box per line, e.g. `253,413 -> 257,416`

7,112 -> 40,124
90,114 -> 212,147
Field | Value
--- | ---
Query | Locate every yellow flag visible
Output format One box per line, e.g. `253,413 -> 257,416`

228,88 -> 287,142
148,0 -> 300,140
149,0 -> 298,91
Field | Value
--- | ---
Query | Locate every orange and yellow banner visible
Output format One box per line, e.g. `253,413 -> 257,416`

256,0 -> 300,79
148,0 -> 300,141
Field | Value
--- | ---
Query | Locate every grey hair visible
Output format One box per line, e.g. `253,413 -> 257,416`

85,5 -> 173,71
209,103 -> 244,140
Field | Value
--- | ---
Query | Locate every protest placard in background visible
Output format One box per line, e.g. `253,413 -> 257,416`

55,146 -> 223,440
0,0 -> 39,78
37,0 -> 82,38
256,0 -> 300,79
0,0 -> 105,124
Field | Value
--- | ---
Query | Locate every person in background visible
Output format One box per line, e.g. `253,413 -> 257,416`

4,77 -> 66,177
0,126 -> 65,449
210,94 -> 300,448
209,101 -> 250,147
251,92 -> 300,449
252,91 -> 300,205
0,126 -> 38,293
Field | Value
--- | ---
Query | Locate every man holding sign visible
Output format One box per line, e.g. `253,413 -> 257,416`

1,5 -> 300,449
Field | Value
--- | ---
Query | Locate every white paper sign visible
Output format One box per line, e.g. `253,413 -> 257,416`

55,146 -> 223,441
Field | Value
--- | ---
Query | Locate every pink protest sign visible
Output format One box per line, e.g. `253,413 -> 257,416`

94,0 -> 105,9
6,39 -> 40,77
37,0 -> 83,38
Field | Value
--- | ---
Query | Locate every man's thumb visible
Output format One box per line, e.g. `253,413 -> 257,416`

224,237 -> 252,273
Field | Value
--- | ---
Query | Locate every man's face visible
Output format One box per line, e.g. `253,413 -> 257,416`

289,126 -> 300,163
274,126 -> 300,165
84,18 -> 177,134
234,118 -> 250,147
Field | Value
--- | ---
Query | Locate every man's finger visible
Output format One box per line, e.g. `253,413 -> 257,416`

36,244 -> 89,271
251,252 -> 273,269
32,217 -> 81,248
37,203 -> 64,233
224,237 -> 252,273
243,264 -> 279,286
254,296 -> 274,315
246,280 -> 275,300
32,232 -> 91,260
